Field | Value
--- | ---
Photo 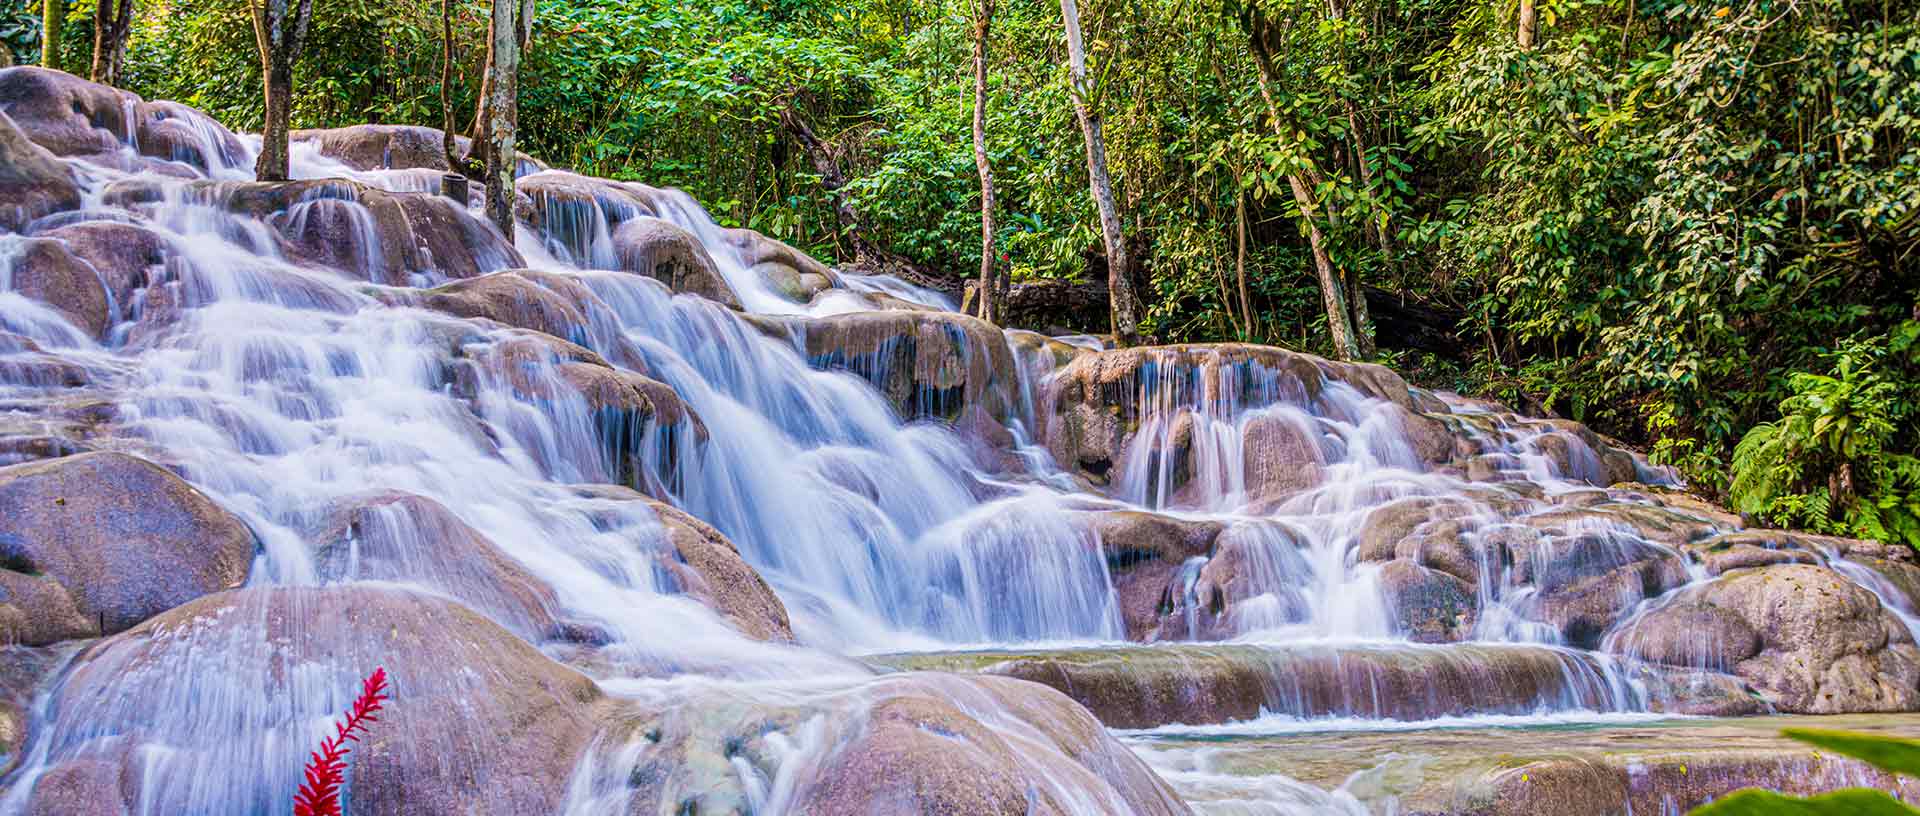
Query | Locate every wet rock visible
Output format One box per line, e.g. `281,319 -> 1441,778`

1607,602 -> 1763,671
1354,497 -> 1476,564
1712,564 -> 1920,713
1189,521 -> 1315,636
0,452 -> 254,645
776,309 -> 1022,425
405,270 -> 594,345
1619,564 -> 1920,713
0,111 -> 79,230
36,221 -> 170,322
1240,412 -> 1325,501
1512,529 -> 1691,648
1380,559 -> 1478,643
721,226 -> 842,300
1043,344 -> 1415,487
1086,510 -> 1224,641
307,491 -> 564,640
1,237 -> 110,339
607,672 -> 1188,816
1684,530 -> 1823,575
645,498 -> 794,643
0,644 -> 73,777
611,217 -> 739,308
23,585 -> 609,815
790,675 -> 1189,816
0,67 -> 246,175
448,327 -> 705,492
294,124 -> 475,173
1436,745 -> 1920,816
899,643 -> 1642,729
103,177 -> 521,283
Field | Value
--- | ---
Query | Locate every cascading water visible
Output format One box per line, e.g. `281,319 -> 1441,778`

3,68 -> 1919,815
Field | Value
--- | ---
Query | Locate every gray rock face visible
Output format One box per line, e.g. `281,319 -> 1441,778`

0,452 -> 254,645
0,67 -> 247,176
612,217 -> 739,308
0,110 -> 79,231
1609,563 -> 1920,712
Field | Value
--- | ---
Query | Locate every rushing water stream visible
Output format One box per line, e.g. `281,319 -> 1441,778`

2,68 -> 1917,814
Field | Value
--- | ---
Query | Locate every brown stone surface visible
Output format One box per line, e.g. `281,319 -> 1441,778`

0,452 -> 254,645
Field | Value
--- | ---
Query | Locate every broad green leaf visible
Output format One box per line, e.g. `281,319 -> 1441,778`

1689,788 -> 1918,816
1782,729 -> 1920,778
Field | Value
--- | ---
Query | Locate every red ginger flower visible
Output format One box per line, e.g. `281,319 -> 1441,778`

293,667 -> 389,816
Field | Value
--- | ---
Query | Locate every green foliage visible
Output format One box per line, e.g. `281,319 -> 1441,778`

1688,728 -> 1920,814
1691,789 -> 1917,815
0,0 -> 39,66
1730,325 -> 1920,547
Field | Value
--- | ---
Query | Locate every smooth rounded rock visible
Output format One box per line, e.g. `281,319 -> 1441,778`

0,452 -> 254,645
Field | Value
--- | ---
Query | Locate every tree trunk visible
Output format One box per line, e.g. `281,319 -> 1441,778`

439,0 -> 481,179
1517,0 -> 1538,48
1285,173 -> 1361,359
249,0 -> 314,182
1059,0 -> 1139,346
467,0 -> 531,181
1244,11 -> 1366,360
1234,181 -> 1253,340
89,0 -> 131,86
481,0 -> 526,239
41,0 -> 61,73
970,0 -> 1000,324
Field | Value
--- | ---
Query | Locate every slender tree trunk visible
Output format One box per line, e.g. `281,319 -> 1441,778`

439,0 -> 481,179
89,0 -> 131,86
41,0 -> 62,73
970,0 -> 1000,324
249,0 -> 314,182
1517,0 -> 1538,48
1060,0 -> 1139,346
481,0 -> 527,239
1234,179 -> 1253,340
1244,13 -> 1363,360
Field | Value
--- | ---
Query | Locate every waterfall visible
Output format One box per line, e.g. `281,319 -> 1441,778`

3,70 -> 1917,815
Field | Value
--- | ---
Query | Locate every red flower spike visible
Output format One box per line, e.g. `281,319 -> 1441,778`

293,667 -> 389,816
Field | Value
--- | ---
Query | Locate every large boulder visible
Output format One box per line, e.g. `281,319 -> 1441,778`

0,237 -> 111,339
762,309 -> 1022,426
103,178 -> 522,283
1608,563 -> 1920,712
645,498 -> 794,643
293,124 -> 470,173
0,452 -> 254,645
563,484 -> 794,643
0,67 -> 247,176
19,585 -> 610,815
719,226 -> 841,302
1042,344 -> 1415,487
403,270 -> 594,345
604,672 -> 1190,816
0,110 -> 79,230
1379,559 -> 1478,643
446,327 -> 705,492
788,675 -> 1189,816
1086,510 -> 1225,641
4,220 -> 172,344
306,491 -> 565,640
611,217 -> 740,308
